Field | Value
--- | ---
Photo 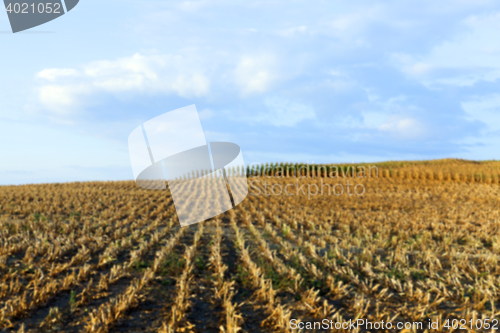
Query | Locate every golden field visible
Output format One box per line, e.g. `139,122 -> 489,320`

1,159 -> 500,332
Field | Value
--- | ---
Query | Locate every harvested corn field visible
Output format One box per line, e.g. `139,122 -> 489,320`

1,160 -> 500,332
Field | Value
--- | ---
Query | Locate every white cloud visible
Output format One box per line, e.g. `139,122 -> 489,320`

422,0 -> 497,13
276,25 -> 308,38
234,55 -> 278,96
37,68 -> 79,81
328,17 -> 357,35
319,7 -> 384,44
407,63 -> 433,76
393,11 -> 500,86
326,71 -> 356,93
361,96 -> 428,139
198,108 -> 214,120
177,0 -> 213,12
379,117 -> 426,139
39,84 -> 91,117
36,53 -> 211,117
259,97 -> 315,127
391,53 -> 434,78
461,94 -> 500,131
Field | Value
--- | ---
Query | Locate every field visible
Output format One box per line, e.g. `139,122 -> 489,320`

1,159 -> 500,332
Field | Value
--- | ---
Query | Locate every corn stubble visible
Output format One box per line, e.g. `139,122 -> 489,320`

0,162 -> 499,332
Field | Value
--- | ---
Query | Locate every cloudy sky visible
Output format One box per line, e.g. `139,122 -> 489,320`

1,0 -> 500,184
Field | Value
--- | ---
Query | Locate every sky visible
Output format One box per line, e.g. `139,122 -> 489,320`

1,0 -> 500,185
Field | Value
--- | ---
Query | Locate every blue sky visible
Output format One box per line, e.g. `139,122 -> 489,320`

1,0 -> 500,184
